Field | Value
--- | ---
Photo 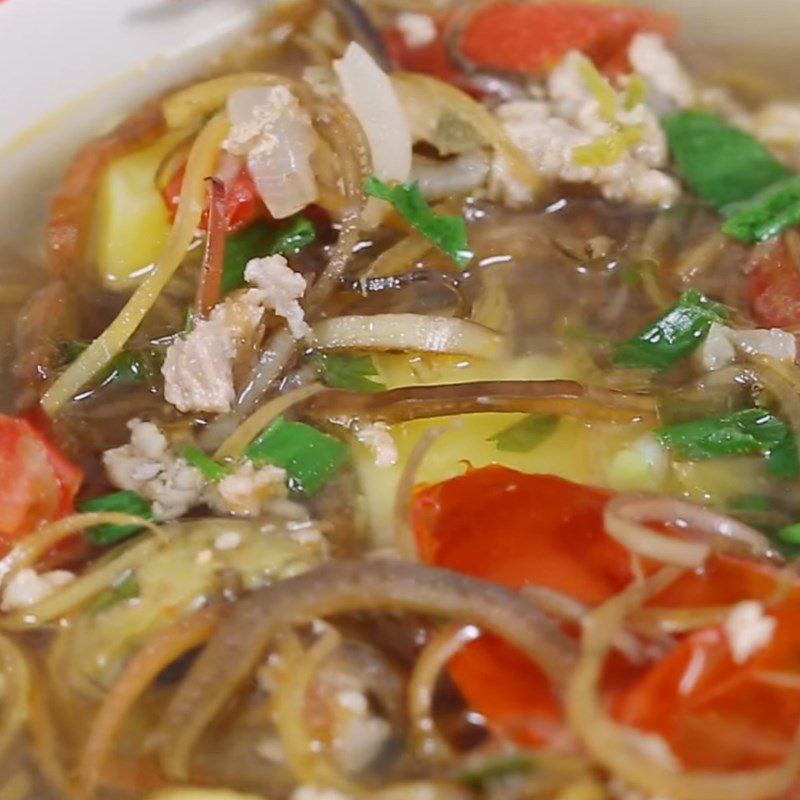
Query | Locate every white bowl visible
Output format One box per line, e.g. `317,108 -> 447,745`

0,0 -> 798,257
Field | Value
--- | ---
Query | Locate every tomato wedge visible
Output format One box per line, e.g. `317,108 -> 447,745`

412,465 -> 800,764
0,414 -> 82,550
457,2 -> 676,76
162,164 -> 264,233
747,236 -> 800,329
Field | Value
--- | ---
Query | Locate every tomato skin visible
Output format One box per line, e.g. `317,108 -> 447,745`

0,415 -> 82,549
413,465 -> 800,760
456,2 -> 676,76
162,164 -> 264,233
385,22 -> 467,89
614,598 -> 800,771
748,237 -> 800,328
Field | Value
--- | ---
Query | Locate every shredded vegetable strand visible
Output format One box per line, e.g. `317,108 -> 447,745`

78,604 -> 225,800
605,494 -> 776,567
41,112 -> 229,416
312,314 -> 506,358
393,73 -> 541,192
157,560 -> 577,780
273,627 -> 364,795
304,96 -> 370,314
2,527 -> 167,628
568,568 -> 800,800
27,663 -> 71,797
394,425 -> 453,561
408,623 -> 479,759
161,73 -> 301,129
300,381 -> 657,425
367,229 -> 435,278
0,635 -> 30,760
196,177 -> 227,317
213,382 -> 325,461
0,512 -> 162,589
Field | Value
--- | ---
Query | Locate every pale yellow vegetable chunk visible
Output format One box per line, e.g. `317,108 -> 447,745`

91,130 -> 186,289
146,790 -> 267,800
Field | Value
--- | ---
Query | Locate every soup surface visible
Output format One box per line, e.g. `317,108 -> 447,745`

4,2 -> 800,799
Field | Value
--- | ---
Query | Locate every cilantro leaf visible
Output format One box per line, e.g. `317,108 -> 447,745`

62,342 -> 162,386
221,215 -> 316,294
315,354 -> 385,393
364,176 -> 472,269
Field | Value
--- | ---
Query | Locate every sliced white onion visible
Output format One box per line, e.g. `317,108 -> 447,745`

225,86 -> 318,220
604,494 -> 776,569
411,150 -> 490,201
334,42 -> 412,224
311,314 -> 505,359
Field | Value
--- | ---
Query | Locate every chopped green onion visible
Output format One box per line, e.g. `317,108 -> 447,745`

723,175 -> 800,243
458,754 -> 536,789
79,491 -> 154,545
663,110 -> 791,212
656,408 -> 790,462
221,215 -> 316,294
765,431 -> 800,478
92,573 -> 140,613
612,289 -> 728,371
180,444 -> 230,482
314,354 -> 385,393
489,414 -> 559,453
245,416 -> 348,495
364,176 -> 472,269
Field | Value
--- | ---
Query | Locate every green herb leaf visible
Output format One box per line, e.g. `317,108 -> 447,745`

656,408 -> 789,461
765,431 -> 800,478
245,417 -> 348,495
777,522 -> 800,546
612,289 -> 728,371
663,110 -> 791,212
62,342 -> 161,386
221,215 -> 316,294
180,444 -> 230,482
458,754 -> 536,789
315,354 -> 385,393
489,414 -> 559,453
620,259 -> 659,286
364,176 -> 472,269
727,495 -> 774,513
723,175 -> 800,243
92,573 -> 140,613
79,491 -> 154,545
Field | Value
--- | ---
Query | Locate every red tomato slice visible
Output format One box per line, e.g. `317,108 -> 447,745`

456,2 -> 676,76
162,164 -> 265,233
748,237 -> 800,329
385,19 -> 467,90
614,598 -> 800,771
0,415 -> 82,550
412,466 -> 799,753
